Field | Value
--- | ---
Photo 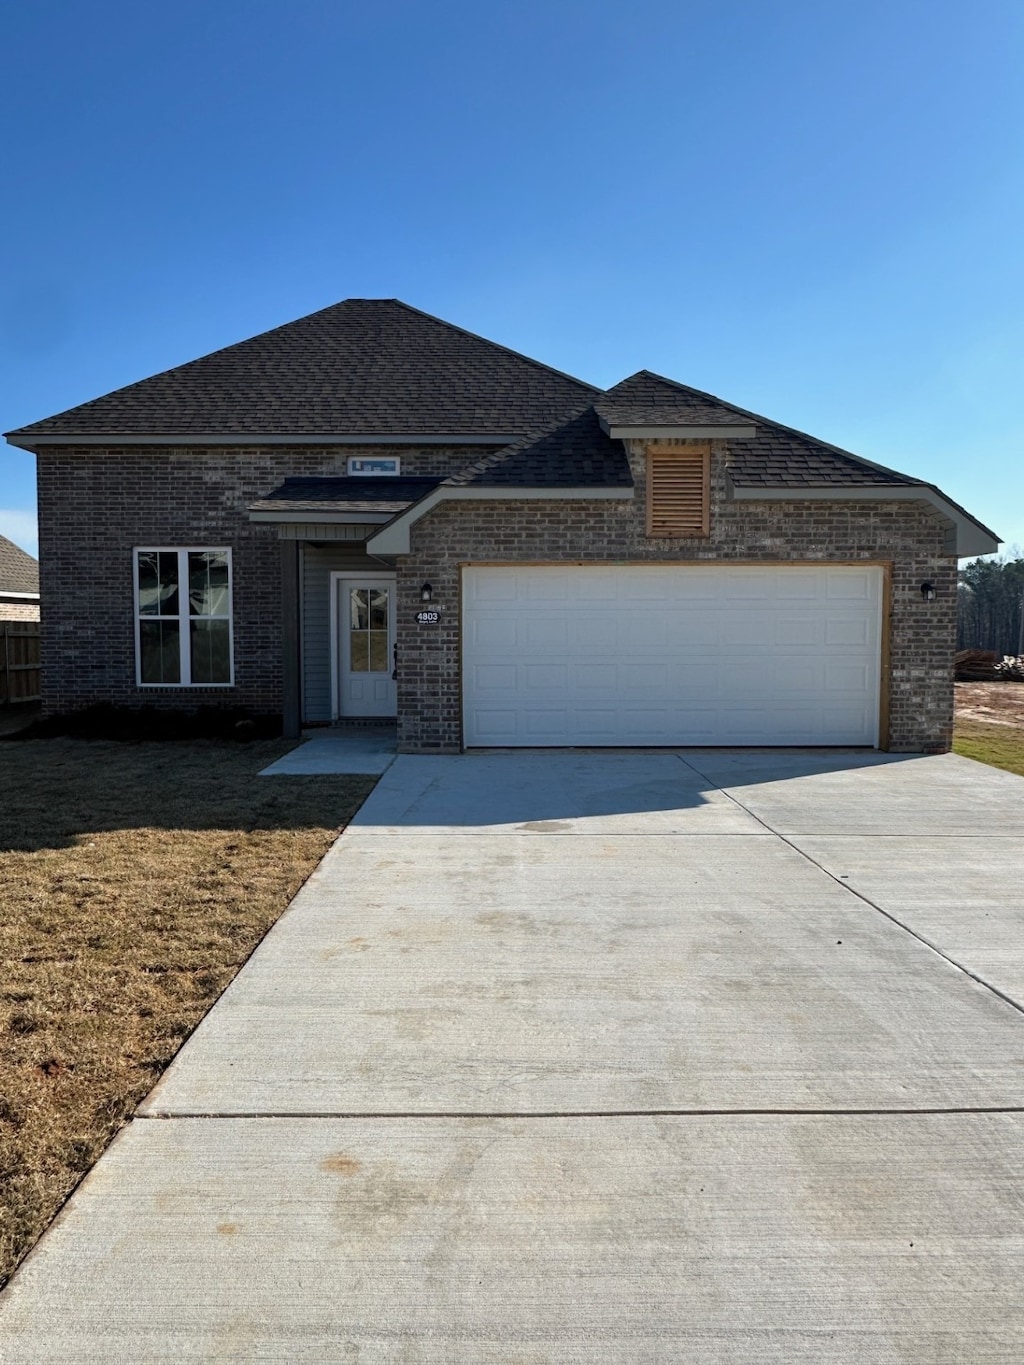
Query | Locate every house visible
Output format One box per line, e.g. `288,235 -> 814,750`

0,534 -> 40,622
3,299 -> 998,752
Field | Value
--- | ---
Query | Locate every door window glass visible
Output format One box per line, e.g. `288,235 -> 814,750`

349,587 -> 389,672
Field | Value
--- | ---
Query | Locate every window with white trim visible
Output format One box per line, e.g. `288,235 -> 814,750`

134,548 -> 234,686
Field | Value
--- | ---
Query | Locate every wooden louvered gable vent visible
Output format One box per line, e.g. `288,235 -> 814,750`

646,446 -> 711,537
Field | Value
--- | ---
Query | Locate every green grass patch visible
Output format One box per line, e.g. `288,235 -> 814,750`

953,719 -> 1024,778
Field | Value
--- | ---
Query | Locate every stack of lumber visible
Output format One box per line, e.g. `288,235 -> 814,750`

954,649 -> 999,681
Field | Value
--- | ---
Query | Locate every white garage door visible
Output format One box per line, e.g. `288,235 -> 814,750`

462,565 -> 883,748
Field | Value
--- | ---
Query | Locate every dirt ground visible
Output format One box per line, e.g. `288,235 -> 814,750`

954,681 -> 1024,729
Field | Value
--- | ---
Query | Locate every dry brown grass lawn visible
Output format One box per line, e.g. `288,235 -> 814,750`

0,737 -> 375,1289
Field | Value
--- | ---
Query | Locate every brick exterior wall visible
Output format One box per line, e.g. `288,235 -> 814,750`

35,444 -> 492,716
37,440 -> 958,752
396,441 -> 958,754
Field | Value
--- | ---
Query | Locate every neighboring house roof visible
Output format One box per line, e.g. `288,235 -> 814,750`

0,535 -> 39,596
6,300 -> 599,443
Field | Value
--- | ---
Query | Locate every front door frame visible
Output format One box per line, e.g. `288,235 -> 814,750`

329,571 -> 398,721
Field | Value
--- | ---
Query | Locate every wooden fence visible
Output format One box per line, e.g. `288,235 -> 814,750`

1,623 -> 41,704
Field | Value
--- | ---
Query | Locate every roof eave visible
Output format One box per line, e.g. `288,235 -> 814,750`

597,417 -> 757,440
730,483 -> 1000,558
4,432 -> 520,452
247,509 -> 395,525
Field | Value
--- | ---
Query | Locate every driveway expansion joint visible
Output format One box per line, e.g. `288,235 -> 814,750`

674,752 -> 1024,1021
135,1107 -> 1024,1120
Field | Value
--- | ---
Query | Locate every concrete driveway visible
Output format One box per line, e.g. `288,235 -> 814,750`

3,749 -> 1023,1361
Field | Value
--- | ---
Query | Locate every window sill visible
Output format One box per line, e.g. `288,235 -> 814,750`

134,683 -> 236,690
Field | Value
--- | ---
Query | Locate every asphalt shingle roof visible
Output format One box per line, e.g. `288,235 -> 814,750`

601,372 -> 915,489
250,476 -> 442,514
8,300 -> 599,440
597,372 -> 758,428
0,535 -> 39,595
6,300 -> 933,493
448,406 -> 632,489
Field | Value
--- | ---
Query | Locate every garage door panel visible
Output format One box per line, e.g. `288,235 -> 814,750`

471,708 -> 519,739
825,662 -> 873,693
721,612 -> 775,647
572,574 -> 620,603
776,570 -> 826,599
618,663 -> 670,694
825,617 -> 872,647
522,617 -> 569,650
521,709 -> 570,738
827,570 -> 876,599
775,617 -> 821,647
467,573 -> 518,603
462,567 -> 881,748
570,616 -> 620,650
573,663 -> 619,691
621,572 -> 675,600
663,613 -> 722,648
821,704 -> 875,739
521,571 -> 569,601
571,709 -> 621,741
524,664 -> 568,692
469,616 -> 518,649
664,661 -> 721,691
622,616 -> 668,650
468,663 -> 518,695
770,663 -> 826,693
722,571 -> 776,600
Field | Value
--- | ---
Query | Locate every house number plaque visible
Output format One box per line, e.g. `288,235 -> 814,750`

415,610 -> 440,625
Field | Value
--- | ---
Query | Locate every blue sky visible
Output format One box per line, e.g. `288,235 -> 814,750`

2,0 -> 1022,557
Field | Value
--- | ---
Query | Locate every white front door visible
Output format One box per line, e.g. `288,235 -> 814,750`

336,577 -> 397,718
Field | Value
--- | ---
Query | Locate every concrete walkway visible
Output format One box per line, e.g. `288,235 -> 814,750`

259,726 -> 397,775
3,749 -> 1024,1361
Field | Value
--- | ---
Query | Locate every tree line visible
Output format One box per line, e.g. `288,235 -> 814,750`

957,555 -> 1024,656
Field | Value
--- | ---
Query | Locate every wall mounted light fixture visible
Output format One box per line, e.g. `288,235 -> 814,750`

920,581 -> 936,601
420,582 -> 433,602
